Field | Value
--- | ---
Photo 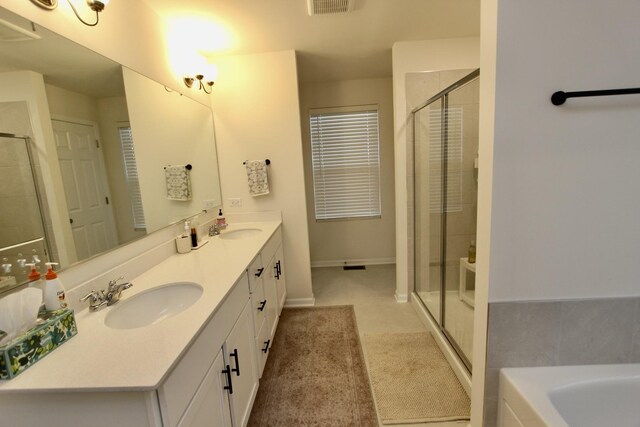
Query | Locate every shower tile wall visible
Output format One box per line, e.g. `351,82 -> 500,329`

483,297 -> 640,426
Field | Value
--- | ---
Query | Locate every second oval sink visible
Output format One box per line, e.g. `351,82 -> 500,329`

219,228 -> 262,240
105,282 -> 203,330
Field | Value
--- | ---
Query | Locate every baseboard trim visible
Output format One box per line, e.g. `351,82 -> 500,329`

410,293 -> 472,396
310,258 -> 396,268
394,292 -> 408,303
284,297 -> 316,307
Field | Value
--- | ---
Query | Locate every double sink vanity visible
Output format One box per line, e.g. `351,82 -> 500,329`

0,220 -> 287,427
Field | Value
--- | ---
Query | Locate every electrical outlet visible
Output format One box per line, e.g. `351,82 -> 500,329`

229,198 -> 242,208
203,199 -> 217,209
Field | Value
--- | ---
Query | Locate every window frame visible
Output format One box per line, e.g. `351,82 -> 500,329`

309,104 -> 382,222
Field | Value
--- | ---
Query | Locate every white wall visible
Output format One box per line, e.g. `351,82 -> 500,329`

392,38 -> 480,302
211,50 -> 314,304
44,84 -> 100,122
97,96 -> 145,245
487,0 -> 640,302
299,78 -> 395,266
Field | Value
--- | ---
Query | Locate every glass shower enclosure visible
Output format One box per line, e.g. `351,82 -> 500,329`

412,69 -> 479,372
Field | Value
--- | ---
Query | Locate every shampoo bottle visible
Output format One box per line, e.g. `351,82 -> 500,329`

43,262 -> 67,310
468,241 -> 476,264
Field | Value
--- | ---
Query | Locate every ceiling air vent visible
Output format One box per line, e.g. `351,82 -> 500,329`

307,0 -> 354,16
0,19 -> 40,42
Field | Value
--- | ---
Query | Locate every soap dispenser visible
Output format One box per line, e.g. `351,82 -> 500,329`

43,262 -> 67,310
26,263 -> 44,292
216,209 -> 227,227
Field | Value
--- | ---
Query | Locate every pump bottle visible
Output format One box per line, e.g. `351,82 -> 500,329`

43,262 -> 67,310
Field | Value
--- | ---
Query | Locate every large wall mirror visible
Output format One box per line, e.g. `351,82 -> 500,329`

0,7 -> 222,295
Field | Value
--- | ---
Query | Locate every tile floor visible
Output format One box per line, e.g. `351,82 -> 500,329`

312,265 -> 470,427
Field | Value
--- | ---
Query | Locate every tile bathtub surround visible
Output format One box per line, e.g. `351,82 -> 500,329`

483,296 -> 640,426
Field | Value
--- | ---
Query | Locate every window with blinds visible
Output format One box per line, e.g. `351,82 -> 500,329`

310,105 -> 381,221
118,127 -> 146,230
429,107 -> 463,213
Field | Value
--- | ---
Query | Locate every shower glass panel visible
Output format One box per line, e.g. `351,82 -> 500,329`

413,70 -> 479,373
0,134 -> 52,294
414,100 -> 443,323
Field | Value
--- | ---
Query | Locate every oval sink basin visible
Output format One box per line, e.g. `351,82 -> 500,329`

219,228 -> 262,240
105,282 -> 203,330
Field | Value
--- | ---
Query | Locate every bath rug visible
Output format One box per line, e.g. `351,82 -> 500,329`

363,332 -> 470,424
248,305 -> 377,426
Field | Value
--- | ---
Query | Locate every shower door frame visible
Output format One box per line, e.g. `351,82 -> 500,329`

411,69 -> 480,374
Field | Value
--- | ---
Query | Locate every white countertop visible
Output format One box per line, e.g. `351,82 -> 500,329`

0,220 -> 281,393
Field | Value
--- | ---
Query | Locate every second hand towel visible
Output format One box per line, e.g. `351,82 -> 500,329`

165,165 -> 192,201
245,160 -> 270,196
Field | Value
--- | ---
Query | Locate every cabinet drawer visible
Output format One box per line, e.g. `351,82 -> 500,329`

247,254 -> 263,293
158,274 -> 250,427
261,228 -> 282,268
250,278 -> 266,332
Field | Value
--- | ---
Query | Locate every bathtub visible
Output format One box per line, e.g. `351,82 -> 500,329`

498,364 -> 640,426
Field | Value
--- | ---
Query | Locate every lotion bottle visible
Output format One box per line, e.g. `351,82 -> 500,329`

216,209 -> 227,227
43,262 -> 67,310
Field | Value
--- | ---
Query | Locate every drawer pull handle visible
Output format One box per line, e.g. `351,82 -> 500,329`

258,300 -> 267,311
231,349 -> 240,376
276,260 -> 282,278
255,267 -> 265,277
222,365 -> 233,395
262,339 -> 271,353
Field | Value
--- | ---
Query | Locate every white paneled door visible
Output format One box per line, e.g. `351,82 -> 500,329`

52,119 -> 117,261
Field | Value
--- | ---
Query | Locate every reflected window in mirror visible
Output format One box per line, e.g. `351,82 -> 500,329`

118,126 -> 146,231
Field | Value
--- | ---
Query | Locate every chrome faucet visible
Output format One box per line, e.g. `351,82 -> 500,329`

106,277 -> 133,305
209,223 -> 221,236
80,277 -> 133,312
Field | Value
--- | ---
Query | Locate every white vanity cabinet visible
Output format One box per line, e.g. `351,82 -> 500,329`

177,349 -> 232,427
159,273 -> 258,427
247,227 -> 286,377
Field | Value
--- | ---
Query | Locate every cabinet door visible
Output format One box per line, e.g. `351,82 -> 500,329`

177,350 -> 232,427
250,277 -> 266,333
274,245 -> 286,314
225,301 -> 259,427
255,317 -> 270,377
263,255 -> 279,343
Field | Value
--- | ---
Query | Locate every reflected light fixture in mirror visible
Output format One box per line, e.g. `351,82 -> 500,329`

30,0 -> 58,10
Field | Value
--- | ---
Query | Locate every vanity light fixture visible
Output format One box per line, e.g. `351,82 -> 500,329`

30,0 -> 58,10
67,0 -> 110,27
30,0 -> 109,26
184,74 -> 215,94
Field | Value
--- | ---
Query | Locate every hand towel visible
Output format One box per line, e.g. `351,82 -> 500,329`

245,160 -> 270,196
165,165 -> 192,201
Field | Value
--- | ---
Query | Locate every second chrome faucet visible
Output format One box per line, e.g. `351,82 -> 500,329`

80,277 -> 133,312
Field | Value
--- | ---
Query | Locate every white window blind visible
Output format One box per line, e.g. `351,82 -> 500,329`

310,106 -> 381,221
429,107 -> 463,213
118,127 -> 146,230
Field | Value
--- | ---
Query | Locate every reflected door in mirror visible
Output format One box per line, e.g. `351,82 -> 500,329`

52,119 -> 118,261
